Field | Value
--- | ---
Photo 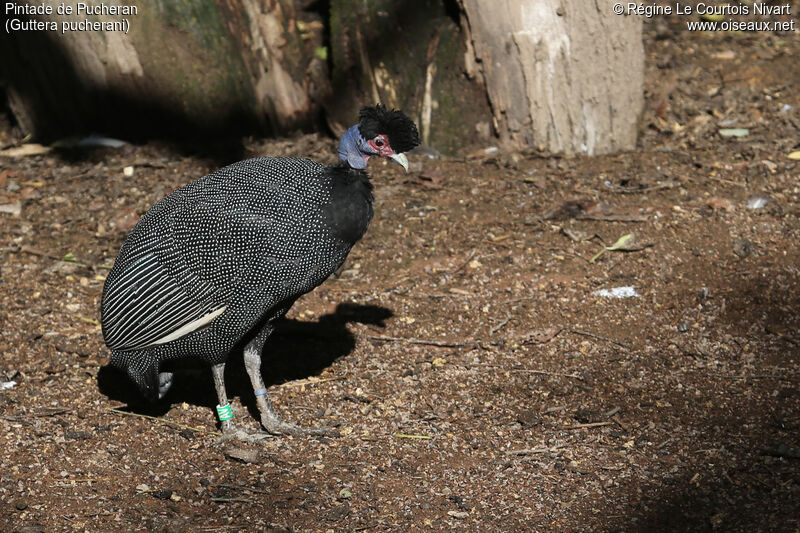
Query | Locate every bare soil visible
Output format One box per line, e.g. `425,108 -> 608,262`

1,16 -> 799,533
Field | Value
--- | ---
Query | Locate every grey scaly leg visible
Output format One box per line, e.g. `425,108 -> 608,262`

243,332 -> 339,437
211,362 -> 269,443
210,363 -> 234,433
157,372 -> 174,399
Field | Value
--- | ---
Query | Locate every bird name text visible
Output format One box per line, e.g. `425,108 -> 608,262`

4,2 -> 137,34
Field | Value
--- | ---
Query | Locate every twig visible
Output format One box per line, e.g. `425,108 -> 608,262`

604,182 -> 677,194
509,369 -> 583,380
611,414 -> 630,432
576,214 -> 649,222
354,22 -> 380,104
277,375 -> 345,388
489,315 -> 511,335
394,433 -> 432,440
17,245 -> 112,269
366,334 -> 492,348
720,374 -> 796,381
18,245 -> 89,268
51,477 -> 111,483
69,313 -> 101,328
210,497 -> 254,503
499,296 -> 536,305
504,443 -> 566,456
449,249 -> 478,275
656,438 -> 674,450
105,407 -> 217,435
0,133 -> 32,151
214,484 -> 271,495
2,407 -> 71,422
708,175 -> 746,188
569,329 -> 631,350
559,421 -> 614,430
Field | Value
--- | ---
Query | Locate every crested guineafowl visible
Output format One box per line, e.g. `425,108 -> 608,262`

101,104 -> 419,439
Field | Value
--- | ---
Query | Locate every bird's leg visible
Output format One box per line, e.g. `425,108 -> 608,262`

157,372 -> 174,399
243,337 -> 339,437
210,362 -> 235,434
210,362 -> 269,443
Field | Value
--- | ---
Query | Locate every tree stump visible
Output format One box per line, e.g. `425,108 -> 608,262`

459,0 -> 643,154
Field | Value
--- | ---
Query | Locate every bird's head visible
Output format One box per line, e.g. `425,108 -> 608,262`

338,104 -> 420,171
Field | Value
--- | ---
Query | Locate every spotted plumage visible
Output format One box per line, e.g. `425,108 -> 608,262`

100,105 -> 419,438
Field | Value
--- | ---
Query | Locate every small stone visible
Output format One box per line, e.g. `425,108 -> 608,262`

517,409 -> 541,428
732,239 -> 753,258
123,166 -> 135,177
223,446 -> 261,464
325,502 -> 350,521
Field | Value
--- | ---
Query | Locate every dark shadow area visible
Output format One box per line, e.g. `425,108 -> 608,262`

1,0 -> 470,160
599,271 -> 800,532
0,13 -> 259,166
323,0 -> 463,118
97,303 -> 393,421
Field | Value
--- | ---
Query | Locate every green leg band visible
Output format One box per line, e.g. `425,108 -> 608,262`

216,403 -> 233,422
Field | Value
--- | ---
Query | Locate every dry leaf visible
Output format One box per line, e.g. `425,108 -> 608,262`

0,143 -> 51,157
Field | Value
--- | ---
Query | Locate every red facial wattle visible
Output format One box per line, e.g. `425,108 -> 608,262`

366,134 -> 395,157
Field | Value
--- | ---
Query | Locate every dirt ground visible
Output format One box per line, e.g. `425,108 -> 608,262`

1,14 -> 799,533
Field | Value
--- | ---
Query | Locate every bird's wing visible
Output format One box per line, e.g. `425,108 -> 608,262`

102,157 -> 337,351
102,193 -> 277,352
101,253 -> 227,351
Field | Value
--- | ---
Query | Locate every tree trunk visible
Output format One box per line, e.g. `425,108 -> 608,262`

459,0 -> 643,154
2,0 -> 643,154
0,0 -> 326,140
326,0 -> 492,154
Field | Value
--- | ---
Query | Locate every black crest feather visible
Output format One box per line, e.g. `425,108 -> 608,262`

358,104 -> 420,154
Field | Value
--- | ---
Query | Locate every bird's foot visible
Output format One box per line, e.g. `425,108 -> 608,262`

157,372 -> 174,399
252,393 -> 340,437
214,424 -> 273,445
261,416 -> 340,438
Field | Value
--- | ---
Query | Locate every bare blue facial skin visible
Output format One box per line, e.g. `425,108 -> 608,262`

338,125 -> 375,169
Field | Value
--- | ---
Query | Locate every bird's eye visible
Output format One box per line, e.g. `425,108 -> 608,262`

375,138 -> 384,147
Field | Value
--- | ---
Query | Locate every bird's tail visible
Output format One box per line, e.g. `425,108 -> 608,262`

110,350 -> 161,402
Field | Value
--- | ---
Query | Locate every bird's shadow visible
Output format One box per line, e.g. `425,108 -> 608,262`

97,302 -> 392,420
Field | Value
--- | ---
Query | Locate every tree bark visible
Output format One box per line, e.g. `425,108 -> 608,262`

0,0 -> 326,139
459,0 -> 643,154
1,0 -> 643,154
326,0 -> 492,153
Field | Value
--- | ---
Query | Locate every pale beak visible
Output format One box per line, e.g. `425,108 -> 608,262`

388,152 -> 409,172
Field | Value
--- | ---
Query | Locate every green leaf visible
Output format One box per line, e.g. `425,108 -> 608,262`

606,233 -> 634,251
314,46 -> 328,61
590,233 -> 636,263
63,252 -> 77,263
